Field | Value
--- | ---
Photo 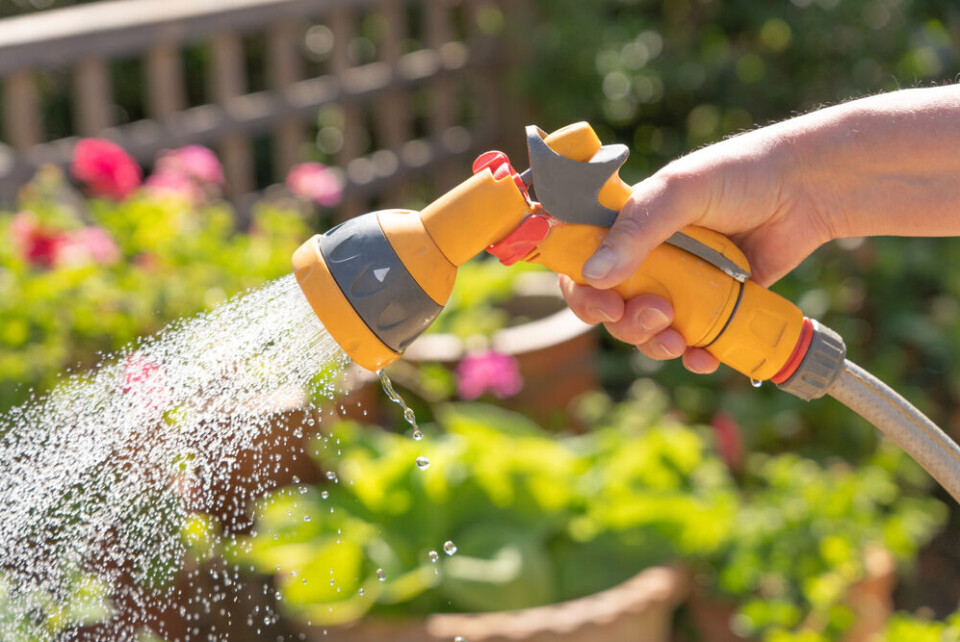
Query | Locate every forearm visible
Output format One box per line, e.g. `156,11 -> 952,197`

787,84 -> 960,240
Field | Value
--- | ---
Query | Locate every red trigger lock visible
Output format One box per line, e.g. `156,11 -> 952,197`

487,215 -> 551,266
473,151 -> 528,196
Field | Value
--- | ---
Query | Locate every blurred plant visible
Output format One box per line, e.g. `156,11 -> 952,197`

285,162 -> 343,208
0,566 -> 112,641
880,608 -> 960,641
71,138 -> 142,201
228,381 -> 945,637
0,141 -> 320,411
229,382 -> 736,625
704,445 -> 947,641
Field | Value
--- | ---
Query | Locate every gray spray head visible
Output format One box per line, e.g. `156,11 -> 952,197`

318,213 -> 443,353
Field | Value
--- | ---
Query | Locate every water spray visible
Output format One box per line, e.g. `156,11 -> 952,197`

293,122 -> 960,503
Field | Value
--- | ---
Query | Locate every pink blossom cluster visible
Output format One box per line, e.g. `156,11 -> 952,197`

455,350 -> 524,400
285,162 -> 342,207
10,212 -> 119,269
146,145 -> 225,203
70,138 -> 142,200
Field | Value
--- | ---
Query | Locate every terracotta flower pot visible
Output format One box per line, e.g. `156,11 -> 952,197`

309,565 -> 688,642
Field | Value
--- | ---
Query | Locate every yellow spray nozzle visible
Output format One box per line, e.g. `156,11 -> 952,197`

292,161 -> 533,371
294,122 -> 806,383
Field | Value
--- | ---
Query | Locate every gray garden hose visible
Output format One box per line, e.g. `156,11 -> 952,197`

776,319 -> 960,503
828,359 -> 960,504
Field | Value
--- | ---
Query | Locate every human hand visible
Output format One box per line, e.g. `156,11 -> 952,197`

561,120 -> 834,374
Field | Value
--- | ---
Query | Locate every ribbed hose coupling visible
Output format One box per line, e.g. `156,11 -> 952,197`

777,319 -> 846,401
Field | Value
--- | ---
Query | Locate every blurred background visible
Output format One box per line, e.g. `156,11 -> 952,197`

2,0 -> 960,640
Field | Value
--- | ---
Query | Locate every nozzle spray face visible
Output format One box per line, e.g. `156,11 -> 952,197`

293,211 -> 449,371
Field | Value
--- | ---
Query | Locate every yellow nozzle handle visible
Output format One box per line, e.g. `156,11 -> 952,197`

528,123 -> 804,381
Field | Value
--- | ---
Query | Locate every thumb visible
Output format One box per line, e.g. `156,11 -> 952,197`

581,175 -> 700,289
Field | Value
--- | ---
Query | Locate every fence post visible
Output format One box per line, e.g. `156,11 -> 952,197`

426,0 -> 459,191
73,56 -> 113,136
210,31 -> 255,198
268,19 -> 304,178
330,6 -> 365,219
376,0 -> 411,205
3,71 -> 42,151
145,41 -> 185,120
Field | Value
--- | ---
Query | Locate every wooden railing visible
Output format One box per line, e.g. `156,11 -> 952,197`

0,0 -> 513,215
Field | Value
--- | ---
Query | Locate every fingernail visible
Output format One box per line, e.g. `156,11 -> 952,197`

588,306 -> 616,323
651,336 -> 683,359
582,246 -> 617,280
637,308 -> 668,332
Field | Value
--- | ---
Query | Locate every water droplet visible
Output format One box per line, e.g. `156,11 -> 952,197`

416,456 -> 430,470
428,550 -> 439,563
303,515 -> 312,522
750,378 -> 763,388
443,540 -> 457,556
325,470 -> 338,482
379,370 -> 423,439
358,588 -> 365,596
321,490 -> 329,499
376,568 -> 386,582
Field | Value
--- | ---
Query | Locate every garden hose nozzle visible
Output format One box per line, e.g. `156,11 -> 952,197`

293,122 -> 815,385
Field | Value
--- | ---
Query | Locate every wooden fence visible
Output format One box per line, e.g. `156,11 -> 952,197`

0,0 -> 516,215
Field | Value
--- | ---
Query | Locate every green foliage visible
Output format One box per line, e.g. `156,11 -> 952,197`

0,166 -> 310,411
524,0 -> 959,176
713,446 -> 946,641
881,610 -> 960,641
0,567 -> 112,641
230,383 -> 736,624
232,382 -> 945,637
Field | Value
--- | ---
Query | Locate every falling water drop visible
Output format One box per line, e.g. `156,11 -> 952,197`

443,540 -> 457,556
750,378 -> 763,388
428,550 -> 439,563
416,456 -> 430,470
358,587 -> 365,596
376,568 -> 386,582
379,370 -> 423,441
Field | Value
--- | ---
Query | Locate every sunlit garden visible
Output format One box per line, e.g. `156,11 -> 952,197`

2,1 -> 960,641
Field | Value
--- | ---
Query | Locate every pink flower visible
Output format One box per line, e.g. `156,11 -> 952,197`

456,350 -> 524,400
154,145 -> 224,186
9,211 -> 61,267
9,212 -> 120,268
286,162 -> 342,207
710,412 -> 744,472
71,138 -> 142,200
56,226 -> 120,267
144,170 -> 203,204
